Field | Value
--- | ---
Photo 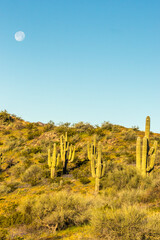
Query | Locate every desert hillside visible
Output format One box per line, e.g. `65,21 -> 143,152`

0,110 -> 160,240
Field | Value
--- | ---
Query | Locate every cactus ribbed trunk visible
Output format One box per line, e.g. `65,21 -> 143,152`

142,137 -> 147,177
136,137 -> 141,171
95,177 -> 100,193
90,140 -> 105,194
48,143 -> 61,179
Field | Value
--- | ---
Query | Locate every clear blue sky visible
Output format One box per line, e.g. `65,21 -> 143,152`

0,0 -> 160,132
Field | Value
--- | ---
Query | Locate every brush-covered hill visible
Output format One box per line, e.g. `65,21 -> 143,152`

0,110 -> 160,240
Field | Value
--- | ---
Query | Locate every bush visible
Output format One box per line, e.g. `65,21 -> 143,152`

0,181 -> 18,194
101,121 -> 113,131
21,165 -> 42,186
91,205 -> 147,240
18,191 -> 92,230
72,165 -> 90,180
79,177 -> 91,185
101,164 -> 143,191
0,228 -> 8,240
27,129 -> 41,140
91,205 -> 160,240
0,110 -> 14,124
43,121 -> 55,132
12,160 -> 31,179
0,184 -> 11,194
123,130 -> 137,141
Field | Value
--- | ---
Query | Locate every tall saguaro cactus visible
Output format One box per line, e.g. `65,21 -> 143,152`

90,141 -> 105,193
48,143 -> 60,178
60,132 -> 75,174
136,116 -> 158,176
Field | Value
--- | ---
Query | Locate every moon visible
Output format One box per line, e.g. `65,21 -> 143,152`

15,31 -> 25,41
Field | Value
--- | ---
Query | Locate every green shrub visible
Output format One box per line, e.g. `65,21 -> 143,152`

43,121 -> 55,132
72,165 -> 90,180
79,177 -> 91,185
0,184 -> 11,194
21,165 -> 42,186
91,205 -> 160,240
101,121 -> 113,131
0,228 -> 8,240
112,125 -> 121,132
18,191 -> 92,230
0,181 -> 19,194
101,188 -> 147,208
0,110 -> 14,124
91,205 -> 147,240
3,130 -> 11,135
12,164 -> 25,178
145,212 -> 160,239
123,130 -> 137,141
26,123 -> 34,130
27,129 -> 41,140
101,164 -> 143,191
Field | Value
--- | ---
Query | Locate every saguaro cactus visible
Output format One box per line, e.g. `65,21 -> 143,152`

91,141 -> 105,193
60,132 -> 75,174
136,116 -> 158,176
87,134 -> 97,161
48,143 -> 60,178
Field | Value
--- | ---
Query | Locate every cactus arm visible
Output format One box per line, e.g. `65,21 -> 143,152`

60,136 -> 64,160
65,132 -> 68,142
101,161 -> 106,177
91,150 -> 96,178
48,148 -> 51,168
87,142 -> 91,160
52,143 -> 56,164
145,116 -> 150,140
70,146 -> 75,162
147,141 -> 157,172
57,153 -> 60,167
136,137 -> 141,171
148,147 -> 154,156
96,142 -> 102,179
93,135 -> 97,155
68,144 -> 72,160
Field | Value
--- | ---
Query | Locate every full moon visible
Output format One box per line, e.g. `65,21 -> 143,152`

15,31 -> 25,41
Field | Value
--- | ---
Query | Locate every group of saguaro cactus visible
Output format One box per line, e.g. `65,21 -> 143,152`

47,116 -> 158,189
136,116 -> 158,176
48,132 -> 75,178
88,135 -> 105,193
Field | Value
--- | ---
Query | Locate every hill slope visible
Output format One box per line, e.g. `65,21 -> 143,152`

0,111 -> 160,240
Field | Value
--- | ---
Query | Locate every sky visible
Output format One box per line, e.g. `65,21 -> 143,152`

0,0 -> 160,132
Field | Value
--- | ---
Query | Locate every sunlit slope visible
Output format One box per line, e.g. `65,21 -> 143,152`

0,110 -> 160,240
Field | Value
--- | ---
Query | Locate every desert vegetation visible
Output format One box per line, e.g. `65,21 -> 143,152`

0,110 -> 159,239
